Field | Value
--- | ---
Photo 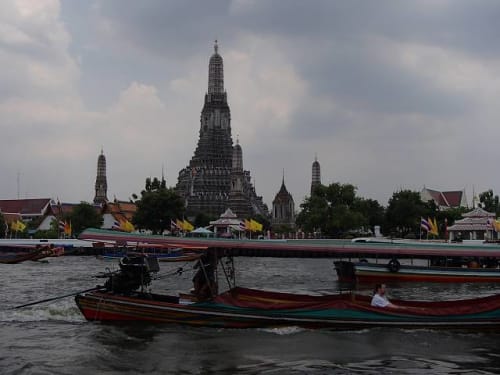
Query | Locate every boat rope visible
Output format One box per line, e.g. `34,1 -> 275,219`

10,286 -> 104,310
153,261 -> 192,280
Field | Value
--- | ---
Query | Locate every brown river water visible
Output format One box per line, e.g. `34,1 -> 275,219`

1,256 -> 500,374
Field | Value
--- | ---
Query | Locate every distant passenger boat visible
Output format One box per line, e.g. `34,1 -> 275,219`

334,260 -> 500,283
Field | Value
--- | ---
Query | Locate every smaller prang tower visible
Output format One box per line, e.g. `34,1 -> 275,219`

311,155 -> 321,195
271,172 -> 295,229
227,139 -> 253,218
93,149 -> 108,205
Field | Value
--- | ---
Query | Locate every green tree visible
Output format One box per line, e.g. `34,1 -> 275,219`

352,198 -> 386,230
133,177 -> 185,234
68,202 -> 103,236
296,183 -> 371,237
193,212 -> 216,228
479,189 -> 500,215
435,206 -> 468,237
296,193 -> 329,234
385,190 -> 433,237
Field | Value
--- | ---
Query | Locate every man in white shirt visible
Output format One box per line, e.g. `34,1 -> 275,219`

371,284 -> 399,308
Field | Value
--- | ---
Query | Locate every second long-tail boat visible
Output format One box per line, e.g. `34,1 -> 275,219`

0,245 -> 55,264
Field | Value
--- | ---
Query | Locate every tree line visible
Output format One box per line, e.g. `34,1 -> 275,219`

297,183 -> 473,239
1,178 -> 497,239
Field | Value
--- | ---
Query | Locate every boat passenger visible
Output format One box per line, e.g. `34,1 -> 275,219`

371,284 -> 399,308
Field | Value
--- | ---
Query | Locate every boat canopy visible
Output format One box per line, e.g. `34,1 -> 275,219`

79,228 -> 500,258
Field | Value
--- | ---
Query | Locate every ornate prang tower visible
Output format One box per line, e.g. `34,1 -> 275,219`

311,155 -> 321,195
176,41 -> 268,218
272,172 -> 295,229
227,139 -> 253,218
94,149 -> 108,205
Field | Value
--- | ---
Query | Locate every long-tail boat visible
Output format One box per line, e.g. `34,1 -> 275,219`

76,287 -> 500,329
79,228 -> 500,260
0,245 -> 53,264
75,251 -> 500,330
80,228 -> 500,282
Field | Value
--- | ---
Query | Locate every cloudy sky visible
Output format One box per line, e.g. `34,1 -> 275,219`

1,0 -> 500,208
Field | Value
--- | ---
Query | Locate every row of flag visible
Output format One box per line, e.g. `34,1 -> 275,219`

171,219 -> 194,232
112,219 -> 135,233
420,217 -> 439,236
239,219 -> 263,232
59,220 -> 72,236
170,218 -> 264,233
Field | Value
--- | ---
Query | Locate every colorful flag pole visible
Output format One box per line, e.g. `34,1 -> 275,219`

420,217 -> 430,240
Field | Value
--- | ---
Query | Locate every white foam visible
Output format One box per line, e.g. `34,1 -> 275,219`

258,326 -> 306,335
0,300 -> 84,323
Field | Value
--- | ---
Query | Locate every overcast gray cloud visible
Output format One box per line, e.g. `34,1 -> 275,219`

1,0 -> 500,208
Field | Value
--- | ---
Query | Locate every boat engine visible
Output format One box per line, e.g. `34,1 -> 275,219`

104,256 -> 160,294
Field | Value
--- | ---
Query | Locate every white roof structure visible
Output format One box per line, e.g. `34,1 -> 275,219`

447,207 -> 495,232
210,208 -> 241,226
461,207 -> 495,218
191,227 -> 213,234
209,208 -> 243,236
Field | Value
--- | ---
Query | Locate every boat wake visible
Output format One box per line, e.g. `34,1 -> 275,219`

0,299 -> 84,323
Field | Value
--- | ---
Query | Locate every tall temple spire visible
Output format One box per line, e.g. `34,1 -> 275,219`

208,40 -> 224,95
311,155 -> 321,195
94,149 -> 108,205
175,42 -> 269,218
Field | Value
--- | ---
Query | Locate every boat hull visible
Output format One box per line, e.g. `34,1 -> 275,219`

0,252 -> 40,264
75,289 -> 500,330
0,248 -> 49,264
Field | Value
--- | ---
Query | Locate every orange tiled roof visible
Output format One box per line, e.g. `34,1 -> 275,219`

422,188 -> 464,208
442,191 -> 463,207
